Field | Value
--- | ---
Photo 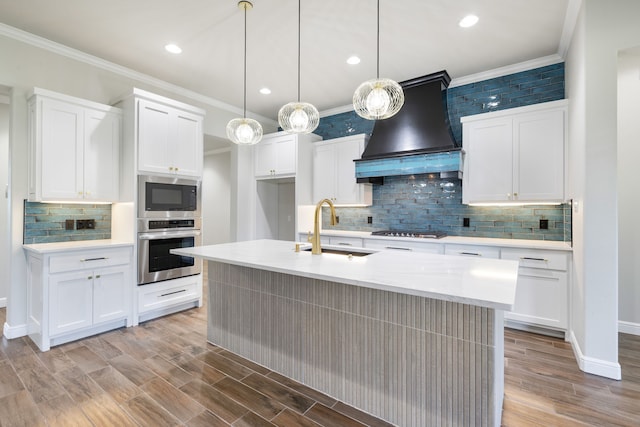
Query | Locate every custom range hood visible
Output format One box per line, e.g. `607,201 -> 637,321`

355,70 -> 462,184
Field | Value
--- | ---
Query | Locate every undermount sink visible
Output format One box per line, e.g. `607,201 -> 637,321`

302,247 -> 373,257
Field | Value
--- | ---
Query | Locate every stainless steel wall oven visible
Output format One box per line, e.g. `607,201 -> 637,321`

137,218 -> 201,285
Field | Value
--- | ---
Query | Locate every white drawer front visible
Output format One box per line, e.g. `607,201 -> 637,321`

329,236 -> 364,247
49,248 -> 131,273
138,279 -> 200,314
364,238 -> 444,254
444,244 -> 500,259
501,248 -> 568,271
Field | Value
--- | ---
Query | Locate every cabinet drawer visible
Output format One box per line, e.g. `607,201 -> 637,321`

444,244 -> 500,259
138,278 -> 200,314
49,248 -> 131,274
501,248 -> 568,271
364,239 -> 444,254
329,236 -> 364,247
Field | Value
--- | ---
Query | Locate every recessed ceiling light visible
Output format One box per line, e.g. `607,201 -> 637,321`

459,14 -> 479,28
347,56 -> 361,65
165,43 -> 182,54
259,87 -> 271,95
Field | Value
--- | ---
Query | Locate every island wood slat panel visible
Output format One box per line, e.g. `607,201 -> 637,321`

207,261 -> 503,426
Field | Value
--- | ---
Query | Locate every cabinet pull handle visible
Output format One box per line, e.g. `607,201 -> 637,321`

81,257 -> 107,262
160,289 -> 186,297
520,257 -> 548,262
337,242 -> 353,246
87,276 -> 93,280
385,246 -> 412,251
95,275 -> 101,279
460,252 -> 481,256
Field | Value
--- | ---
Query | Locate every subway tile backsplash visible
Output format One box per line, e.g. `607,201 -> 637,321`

323,175 -> 570,242
23,201 -> 111,244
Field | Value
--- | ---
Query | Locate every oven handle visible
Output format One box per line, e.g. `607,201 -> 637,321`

138,230 -> 201,240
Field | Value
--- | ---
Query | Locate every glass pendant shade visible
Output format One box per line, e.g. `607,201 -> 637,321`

226,117 -> 263,145
353,77 -> 404,120
278,101 -> 319,134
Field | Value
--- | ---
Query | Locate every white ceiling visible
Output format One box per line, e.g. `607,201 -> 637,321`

0,0 -> 573,148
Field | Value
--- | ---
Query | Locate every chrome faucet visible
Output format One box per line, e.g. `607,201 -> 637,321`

309,198 -> 336,254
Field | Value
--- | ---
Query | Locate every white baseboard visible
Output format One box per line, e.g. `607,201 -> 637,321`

569,330 -> 622,380
0,297 -> 6,308
3,322 -> 27,339
618,320 -> 640,336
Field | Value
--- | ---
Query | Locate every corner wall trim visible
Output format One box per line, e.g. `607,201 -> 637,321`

569,330 -> 622,380
619,320 -> 640,336
0,297 -> 6,308
3,322 -> 27,339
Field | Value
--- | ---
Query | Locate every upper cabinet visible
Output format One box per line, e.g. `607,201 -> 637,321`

137,97 -> 204,178
28,88 -> 121,202
254,132 -> 321,179
313,134 -> 372,206
461,100 -> 568,204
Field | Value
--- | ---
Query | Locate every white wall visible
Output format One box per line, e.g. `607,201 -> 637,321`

617,50 -> 640,332
565,0 -> 640,379
202,150 -> 231,245
0,93 -> 9,308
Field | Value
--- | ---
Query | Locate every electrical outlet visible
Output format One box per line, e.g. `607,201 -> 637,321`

76,219 -> 86,230
367,216 -> 373,224
539,219 -> 549,230
335,216 -> 339,224
65,219 -> 74,230
463,217 -> 470,227
86,219 -> 96,229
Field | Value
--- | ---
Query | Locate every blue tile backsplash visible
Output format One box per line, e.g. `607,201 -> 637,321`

315,63 -> 569,242
24,201 -> 112,244
322,175 -> 570,241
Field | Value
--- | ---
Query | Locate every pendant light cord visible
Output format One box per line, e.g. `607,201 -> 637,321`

376,0 -> 380,79
243,3 -> 247,119
297,0 -> 301,102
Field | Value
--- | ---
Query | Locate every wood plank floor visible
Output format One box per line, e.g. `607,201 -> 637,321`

1,304 -> 639,426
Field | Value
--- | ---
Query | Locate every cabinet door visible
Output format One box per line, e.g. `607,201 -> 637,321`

463,117 -> 513,203
172,111 -> 203,177
41,98 -> 84,200
274,136 -> 297,175
514,109 -> 565,202
254,140 -> 277,177
505,268 -> 568,330
313,143 -> 336,201
138,99 -> 171,174
49,271 -> 93,336
335,139 -> 366,204
84,109 -> 120,201
93,265 -> 129,324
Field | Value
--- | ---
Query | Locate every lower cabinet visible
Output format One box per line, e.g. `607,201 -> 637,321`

501,248 -> 569,335
364,238 -> 444,254
136,274 -> 203,324
26,245 -> 133,351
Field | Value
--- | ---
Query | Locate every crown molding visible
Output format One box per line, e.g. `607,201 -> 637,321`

558,0 -> 582,59
319,104 -> 355,118
0,23 -> 277,127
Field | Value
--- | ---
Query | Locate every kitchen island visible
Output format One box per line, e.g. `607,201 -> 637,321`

173,239 -> 519,426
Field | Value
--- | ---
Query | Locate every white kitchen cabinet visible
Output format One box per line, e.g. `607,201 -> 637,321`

137,97 -> 204,178
313,134 -> 372,206
501,248 -> 568,335
461,100 -> 567,204
444,244 -> 500,258
136,274 -> 202,324
25,244 -> 133,351
254,133 -> 298,178
28,88 -> 121,202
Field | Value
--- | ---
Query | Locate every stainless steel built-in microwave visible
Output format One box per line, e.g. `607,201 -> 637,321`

138,175 -> 200,219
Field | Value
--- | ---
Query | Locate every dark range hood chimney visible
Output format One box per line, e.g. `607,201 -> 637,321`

355,70 -> 463,184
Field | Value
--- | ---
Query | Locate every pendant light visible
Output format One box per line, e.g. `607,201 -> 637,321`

278,0 -> 319,134
352,0 -> 404,120
227,1 -> 263,145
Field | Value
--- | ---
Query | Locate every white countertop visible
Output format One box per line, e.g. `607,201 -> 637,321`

173,239 -> 519,311
304,229 -> 572,251
23,239 -> 133,254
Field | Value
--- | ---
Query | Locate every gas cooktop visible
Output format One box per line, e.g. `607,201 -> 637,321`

371,230 -> 447,239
